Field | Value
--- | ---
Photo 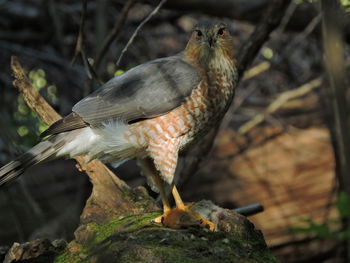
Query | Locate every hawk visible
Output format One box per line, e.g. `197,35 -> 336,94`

0,21 -> 238,229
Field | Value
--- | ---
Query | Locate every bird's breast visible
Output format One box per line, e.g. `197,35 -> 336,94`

126,63 -> 237,152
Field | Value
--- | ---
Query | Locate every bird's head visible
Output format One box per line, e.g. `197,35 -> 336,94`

184,21 -> 235,66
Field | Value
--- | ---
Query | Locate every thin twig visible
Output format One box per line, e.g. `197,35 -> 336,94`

221,11 -> 322,134
236,59 -> 350,136
236,0 -> 292,77
69,0 -> 102,83
48,0 -> 67,58
71,0 -> 88,66
238,77 -> 322,135
94,0 -> 135,70
277,1 -> 297,33
279,13 -> 321,62
242,61 -> 271,80
82,50 -> 104,84
116,0 -> 167,66
81,50 -> 93,79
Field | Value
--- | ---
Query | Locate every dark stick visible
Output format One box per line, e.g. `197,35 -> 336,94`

321,0 -> 350,260
94,0 -> 135,70
180,0 -> 292,186
71,0 -> 88,67
71,0 -> 104,85
81,50 -> 103,85
234,203 -> 264,217
116,0 -> 168,66
236,0 -> 292,78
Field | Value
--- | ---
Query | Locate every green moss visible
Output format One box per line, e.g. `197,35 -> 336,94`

55,212 -> 279,263
55,253 -> 79,263
54,248 -> 86,263
122,187 -> 158,212
90,212 -> 161,243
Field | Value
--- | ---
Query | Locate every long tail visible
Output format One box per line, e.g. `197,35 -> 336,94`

0,133 -> 69,187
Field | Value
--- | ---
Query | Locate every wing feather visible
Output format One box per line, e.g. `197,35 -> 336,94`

73,54 -> 200,125
40,112 -> 87,137
42,54 -> 200,137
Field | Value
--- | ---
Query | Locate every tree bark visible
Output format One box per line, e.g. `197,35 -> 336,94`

321,0 -> 350,260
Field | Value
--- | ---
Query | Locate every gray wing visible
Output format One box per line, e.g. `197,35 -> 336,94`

73,54 -> 200,126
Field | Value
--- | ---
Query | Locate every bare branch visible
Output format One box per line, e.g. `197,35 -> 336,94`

238,77 -> 322,135
70,0 -> 103,84
11,57 -> 61,125
94,0 -> 135,70
48,0 -> 67,58
116,0 -> 168,66
71,0 -> 88,66
278,13 -> 321,62
10,56 -> 145,223
322,0 -> 350,260
237,0 -> 292,77
81,50 -> 104,84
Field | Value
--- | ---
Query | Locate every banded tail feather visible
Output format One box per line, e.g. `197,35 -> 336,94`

0,133 -> 69,187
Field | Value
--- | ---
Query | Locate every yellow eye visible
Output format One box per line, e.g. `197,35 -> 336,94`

195,30 -> 203,38
217,28 -> 225,37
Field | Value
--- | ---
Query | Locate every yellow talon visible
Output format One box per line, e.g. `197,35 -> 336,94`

159,206 -> 216,230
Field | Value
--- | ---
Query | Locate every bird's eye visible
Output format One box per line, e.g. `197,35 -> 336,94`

217,28 -> 225,37
195,30 -> 203,38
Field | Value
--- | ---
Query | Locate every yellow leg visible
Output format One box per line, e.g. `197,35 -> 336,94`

171,184 -> 185,209
151,172 -> 171,213
165,183 -> 215,230
138,158 -> 171,214
139,159 -> 215,230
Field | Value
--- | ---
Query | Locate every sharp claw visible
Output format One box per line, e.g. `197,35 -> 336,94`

154,206 -> 217,231
198,217 -> 216,231
152,215 -> 164,224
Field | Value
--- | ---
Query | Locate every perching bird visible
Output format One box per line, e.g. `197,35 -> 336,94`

0,21 -> 238,229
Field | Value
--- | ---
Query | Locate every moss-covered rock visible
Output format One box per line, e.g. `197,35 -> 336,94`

55,208 -> 279,263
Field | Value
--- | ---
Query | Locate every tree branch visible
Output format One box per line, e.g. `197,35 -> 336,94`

321,0 -> 350,260
180,0 -> 292,185
116,0 -> 168,66
238,77 -> 322,135
10,56 -> 157,224
236,0 -> 292,77
94,0 -> 135,70
70,0 -> 88,67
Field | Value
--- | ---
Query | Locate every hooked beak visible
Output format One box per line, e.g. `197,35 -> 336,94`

207,35 -> 215,48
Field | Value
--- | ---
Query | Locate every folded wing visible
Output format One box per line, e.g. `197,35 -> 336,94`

41,54 -> 200,137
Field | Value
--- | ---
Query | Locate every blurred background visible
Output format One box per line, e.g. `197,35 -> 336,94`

0,0 -> 349,262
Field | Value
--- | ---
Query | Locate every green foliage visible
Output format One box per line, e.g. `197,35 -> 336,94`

337,191 -> 350,218
340,0 -> 350,7
106,61 -> 125,77
262,47 -> 274,60
114,69 -> 125,76
13,68 -> 58,147
291,192 -> 350,241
